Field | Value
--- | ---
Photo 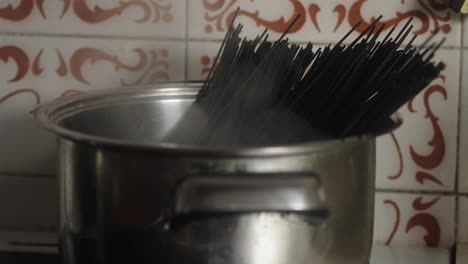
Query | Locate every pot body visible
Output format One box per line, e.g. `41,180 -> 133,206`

34,83 -> 380,264
57,137 -> 375,264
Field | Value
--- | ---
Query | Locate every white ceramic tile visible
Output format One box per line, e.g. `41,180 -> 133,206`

458,244 -> 468,264
370,245 -> 449,264
0,35 -> 185,175
0,0 -> 186,38
460,107 -> 468,193
188,0 -> 461,47
187,41 -> 221,80
459,196 -> 468,243
0,86 -> 56,175
30,37 -> 186,98
464,15 -> 468,47
373,192 -> 455,248
462,51 -> 468,106
0,36 -> 186,92
0,175 -> 57,232
376,49 -> 460,191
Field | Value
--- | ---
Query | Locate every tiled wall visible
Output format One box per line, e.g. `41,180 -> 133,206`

0,0 -> 467,262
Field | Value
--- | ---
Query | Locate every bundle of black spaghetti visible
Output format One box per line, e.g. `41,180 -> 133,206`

164,10 -> 445,147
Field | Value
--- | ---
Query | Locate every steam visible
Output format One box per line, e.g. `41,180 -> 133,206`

162,83 -> 328,147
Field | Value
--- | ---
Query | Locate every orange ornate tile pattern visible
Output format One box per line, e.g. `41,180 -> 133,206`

1,46 -> 172,90
376,50 -> 459,191
374,193 -> 455,248
0,0 -> 173,23
0,0 -> 185,38
0,37 -> 184,175
189,0 -> 461,46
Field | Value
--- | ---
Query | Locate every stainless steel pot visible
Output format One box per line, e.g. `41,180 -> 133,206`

33,82 -> 400,264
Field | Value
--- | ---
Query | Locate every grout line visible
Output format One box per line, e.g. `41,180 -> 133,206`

0,30 -> 467,50
462,15 -> 466,49
455,14 -> 464,248
456,195 -> 460,246
185,38 -> 468,51
184,0 -> 189,81
0,31 -> 187,42
0,230 -> 58,254
450,244 -> 457,264
376,188 -> 459,196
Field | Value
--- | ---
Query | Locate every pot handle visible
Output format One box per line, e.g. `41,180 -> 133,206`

172,173 -> 328,217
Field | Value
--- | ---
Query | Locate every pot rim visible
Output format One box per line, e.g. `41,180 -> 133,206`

32,81 -> 402,157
